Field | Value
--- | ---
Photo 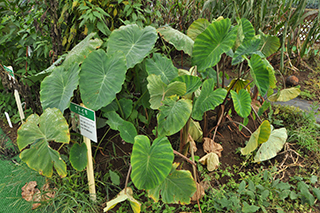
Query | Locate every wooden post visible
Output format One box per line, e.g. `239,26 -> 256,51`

83,135 -> 96,201
80,103 -> 96,201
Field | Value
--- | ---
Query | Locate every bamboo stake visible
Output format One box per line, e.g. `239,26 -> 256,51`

81,103 -> 96,201
84,135 -> 96,201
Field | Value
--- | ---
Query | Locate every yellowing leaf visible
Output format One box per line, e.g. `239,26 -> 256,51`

199,152 -> 220,171
254,128 -> 287,162
188,119 -> 203,142
104,187 -> 141,213
268,87 -> 301,102
72,1 -> 78,10
240,120 -> 271,155
113,8 -> 117,17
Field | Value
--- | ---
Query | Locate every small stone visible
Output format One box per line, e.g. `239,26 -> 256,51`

285,75 -> 299,87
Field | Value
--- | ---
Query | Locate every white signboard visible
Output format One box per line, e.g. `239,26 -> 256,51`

70,102 -> 97,142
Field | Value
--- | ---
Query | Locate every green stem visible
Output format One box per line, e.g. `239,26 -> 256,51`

93,126 -> 110,159
115,97 -> 125,119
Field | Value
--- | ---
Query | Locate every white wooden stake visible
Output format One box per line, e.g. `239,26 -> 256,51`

4,112 -> 13,128
14,89 -> 25,123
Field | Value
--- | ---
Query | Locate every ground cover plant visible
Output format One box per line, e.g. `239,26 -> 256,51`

0,0 -> 320,212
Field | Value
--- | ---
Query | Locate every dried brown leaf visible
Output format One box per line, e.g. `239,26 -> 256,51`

21,181 -> 39,202
191,182 -> 205,202
202,137 -> 223,156
188,134 -> 197,153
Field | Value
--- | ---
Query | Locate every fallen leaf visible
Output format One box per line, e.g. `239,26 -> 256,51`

199,152 -> 220,171
202,137 -> 223,156
191,182 -> 205,202
21,181 -> 39,202
188,134 -> 197,153
200,179 -> 211,191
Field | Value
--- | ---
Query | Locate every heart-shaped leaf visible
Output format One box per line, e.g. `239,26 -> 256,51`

172,75 -> 202,96
258,30 -> 280,57
187,18 -> 210,41
104,111 -> 137,144
232,38 -> 261,65
107,24 -> 157,69
148,163 -> 197,204
157,26 -> 194,56
63,32 -> 103,69
131,136 -> 174,190
226,78 -> 251,93
254,128 -> 287,162
69,143 -> 87,171
147,75 -> 186,109
231,89 -> 252,118
17,108 -> 70,178
79,50 -> 127,111
104,187 -> 140,213
192,18 -> 238,71
247,54 -> 270,96
40,63 -> 80,113
157,95 -> 193,137
241,120 -> 271,155
146,53 -> 179,85
192,78 -> 227,120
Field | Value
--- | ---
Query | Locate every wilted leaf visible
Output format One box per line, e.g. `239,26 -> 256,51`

191,182 -> 205,202
268,87 -> 301,102
104,187 -> 141,213
199,152 -> 220,171
188,134 -> 197,153
202,138 -> 223,156
241,120 -> 271,155
22,181 -> 39,202
188,119 -> 203,142
254,128 -> 287,162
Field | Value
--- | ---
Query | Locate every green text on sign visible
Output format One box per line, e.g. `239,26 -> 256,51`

70,102 -> 95,121
3,65 -> 14,78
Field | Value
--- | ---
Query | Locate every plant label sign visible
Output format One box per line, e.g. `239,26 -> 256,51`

70,102 -> 97,142
3,65 -> 15,81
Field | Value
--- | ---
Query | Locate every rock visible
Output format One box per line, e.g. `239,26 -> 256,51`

286,75 -> 299,87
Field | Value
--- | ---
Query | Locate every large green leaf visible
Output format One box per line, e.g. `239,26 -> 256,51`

241,120 -> 271,155
148,163 -> 197,204
231,89 -> 252,118
157,96 -> 193,137
192,78 -> 227,120
157,26 -> 194,56
79,50 -> 127,111
268,87 -> 301,102
147,75 -> 186,109
131,136 -> 174,190
234,18 -> 255,50
145,53 -> 179,84
63,32 -> 102,69
69,143 -> 87,171
254,128 -> 287,162
192,18 -> 238,71
232,38 -> 261,65
107,24 -> 157,69
17,108 -> 70,178
172,75 -> 202,96
104,111 -> 137,144
187,18 -> 210,41
40,63 -> 80,113
104,187 -> 140,213
247,54 -> 270,96
258,30 -> 280,57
